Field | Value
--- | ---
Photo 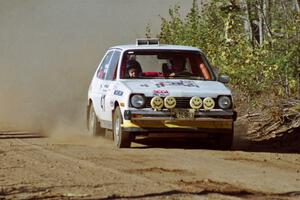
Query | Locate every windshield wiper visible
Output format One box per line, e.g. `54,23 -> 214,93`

172,76 -> 205,80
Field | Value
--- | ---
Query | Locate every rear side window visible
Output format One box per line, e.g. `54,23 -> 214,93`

96,51 -> 113,79
104,51 -> 121,80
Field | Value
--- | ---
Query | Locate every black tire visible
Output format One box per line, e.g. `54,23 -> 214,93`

88,104 -> 105,137
113,107 -> 131,148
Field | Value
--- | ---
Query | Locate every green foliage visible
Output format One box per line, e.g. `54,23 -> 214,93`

147,0 -> 300,99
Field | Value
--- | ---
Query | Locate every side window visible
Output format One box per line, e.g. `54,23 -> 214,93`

96,51 -> 113,79
105,51 -> 121,80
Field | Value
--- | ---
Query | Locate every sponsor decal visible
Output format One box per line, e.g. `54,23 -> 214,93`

153,90 -> 169,97
114,90 -> 123,96
140,84 -> 149,87
155,80 -> 199,88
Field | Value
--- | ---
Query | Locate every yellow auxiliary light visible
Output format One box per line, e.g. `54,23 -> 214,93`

164,96 -> 176,109
190,96 -> 202,109
203,97 -> 215,110
150,96 -> 164,110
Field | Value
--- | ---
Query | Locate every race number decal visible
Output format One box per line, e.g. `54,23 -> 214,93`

100,95 -> 106,111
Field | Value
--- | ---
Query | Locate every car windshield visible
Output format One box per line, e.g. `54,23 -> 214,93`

120,50 -> 215,80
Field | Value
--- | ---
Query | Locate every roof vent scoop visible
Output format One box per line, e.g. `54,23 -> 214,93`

136,38 -> 160,46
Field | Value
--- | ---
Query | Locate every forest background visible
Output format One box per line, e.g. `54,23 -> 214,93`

147,0 -> 300,114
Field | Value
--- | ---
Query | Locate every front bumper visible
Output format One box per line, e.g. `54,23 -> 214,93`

122,109 -> 236,133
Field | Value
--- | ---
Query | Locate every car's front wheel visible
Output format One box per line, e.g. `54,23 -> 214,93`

113,107 -> 131,148
88,104 -> 105,137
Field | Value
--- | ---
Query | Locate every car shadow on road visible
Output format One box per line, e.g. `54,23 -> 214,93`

0,131 -> 47,140
131,129 -> 300,154
133,137 -> 214,149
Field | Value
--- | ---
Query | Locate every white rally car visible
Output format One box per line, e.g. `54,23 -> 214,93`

87,39 -> 237,149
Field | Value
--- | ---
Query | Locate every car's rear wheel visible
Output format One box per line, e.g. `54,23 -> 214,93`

113,107 -> 131,148
88,104 -> 105,137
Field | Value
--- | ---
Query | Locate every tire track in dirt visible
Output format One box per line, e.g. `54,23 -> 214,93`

1,132 -> 300,199
0,137 -> 182,199
14,138 -> 184,187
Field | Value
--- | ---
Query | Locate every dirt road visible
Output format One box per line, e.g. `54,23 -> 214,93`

0,129 -> 300,200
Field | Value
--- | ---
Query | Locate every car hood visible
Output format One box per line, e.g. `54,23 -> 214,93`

121,79 -> 231,97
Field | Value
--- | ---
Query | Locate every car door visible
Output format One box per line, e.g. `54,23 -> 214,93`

92,50 -> 114,121
100,50 -> 121,124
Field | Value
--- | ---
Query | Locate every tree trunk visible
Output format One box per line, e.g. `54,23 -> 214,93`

240,0 -> 252,42
281,0 -> 290,96
294,0 -> 300,12
224,13 -> 232,42
258,0 -> 265,45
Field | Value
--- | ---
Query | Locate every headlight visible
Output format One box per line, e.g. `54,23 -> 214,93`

130,94 -> 145,108
218,96 -> 232,109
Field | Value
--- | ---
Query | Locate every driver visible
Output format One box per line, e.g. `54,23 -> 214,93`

168,56 -> 186,77
126,60 -> 142,78
127,65 -> 138,78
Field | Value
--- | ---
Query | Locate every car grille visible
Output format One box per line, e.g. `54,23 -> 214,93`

145,97 -> 220,109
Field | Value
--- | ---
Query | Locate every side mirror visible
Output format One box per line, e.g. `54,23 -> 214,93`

218,75 -> 230,84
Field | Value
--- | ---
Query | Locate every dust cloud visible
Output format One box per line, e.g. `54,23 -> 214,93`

0,0 -> 197,135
